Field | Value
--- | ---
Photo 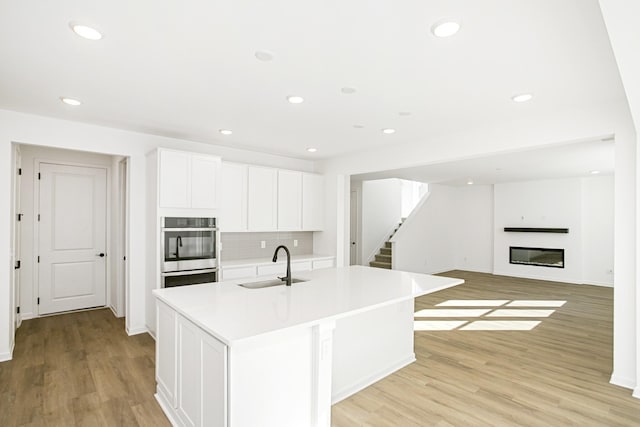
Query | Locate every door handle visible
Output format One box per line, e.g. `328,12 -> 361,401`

97,253 -> 105,257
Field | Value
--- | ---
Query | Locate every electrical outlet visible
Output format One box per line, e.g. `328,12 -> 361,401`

261,241 -> 266,249
294,239 -> 298,247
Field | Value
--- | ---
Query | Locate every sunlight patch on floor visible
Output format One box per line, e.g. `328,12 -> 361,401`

487,309 -> 555,318
460,320 -> 541,331
414,320 -> 468,331
414,309 -> 492,318
506,300 -> 567,307
436,300 -> 509,307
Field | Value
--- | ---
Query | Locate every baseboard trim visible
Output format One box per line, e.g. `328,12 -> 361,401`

610,373 -> 636,390
0,341 -> 15,362
331,354 -> 416,404
21,312 -> 34,321
633,386 -> 640,399
126,325 -> 149,336
155,391 -> 181,427
580,280 -> 614,288
109,305 -> 119,318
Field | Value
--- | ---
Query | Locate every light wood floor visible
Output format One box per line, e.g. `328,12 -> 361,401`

332,271 -> 640,426
0,309 -> 170,427
2,272 -> 639,426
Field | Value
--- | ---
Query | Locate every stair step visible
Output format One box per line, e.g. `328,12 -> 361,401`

380,247 -> 391,255
375,254 -> 391,262
369,261 -> 392,269
384,241 -> 392,248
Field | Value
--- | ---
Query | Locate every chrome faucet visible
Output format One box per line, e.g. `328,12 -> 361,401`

272,245 -> 292,286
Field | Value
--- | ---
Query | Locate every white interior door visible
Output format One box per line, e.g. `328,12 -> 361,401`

38,163 -> 107,315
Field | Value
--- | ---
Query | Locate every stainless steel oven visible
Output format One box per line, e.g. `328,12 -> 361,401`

161,217 -> 218,287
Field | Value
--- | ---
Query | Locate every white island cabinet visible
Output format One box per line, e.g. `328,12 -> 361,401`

153,266 -> 463,427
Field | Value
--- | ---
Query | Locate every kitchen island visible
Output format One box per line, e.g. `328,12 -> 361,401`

153,265 -> 463,427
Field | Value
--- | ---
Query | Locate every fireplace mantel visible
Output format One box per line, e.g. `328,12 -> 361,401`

504,227 -> 569,233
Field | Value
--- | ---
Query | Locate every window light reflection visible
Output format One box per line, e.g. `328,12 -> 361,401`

414,309 -> 491,318
460,321 -> 541,331
414,321 -> 467,331
436,300 -> 509,307
487,309 -> 555,318
506,300 -> 567,307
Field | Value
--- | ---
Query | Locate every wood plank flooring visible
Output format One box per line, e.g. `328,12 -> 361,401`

0,309 -> 170,427
2,272 -> 639,426
332,271 -> 640,426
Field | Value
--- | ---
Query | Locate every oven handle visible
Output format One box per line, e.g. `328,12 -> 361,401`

161,268 -> 218,277
161,227 -> 218,232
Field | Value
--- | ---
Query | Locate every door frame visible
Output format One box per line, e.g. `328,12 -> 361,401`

10,144 -> 22,336
350,188 -> 360,265
115,157 -> 129,318
33,158 -> 111,317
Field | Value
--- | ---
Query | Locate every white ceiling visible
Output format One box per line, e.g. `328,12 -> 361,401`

352,138 -> 615,185
0,0 -> 626,159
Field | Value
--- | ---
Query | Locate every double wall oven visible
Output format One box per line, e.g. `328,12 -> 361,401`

161,217 -> 218,287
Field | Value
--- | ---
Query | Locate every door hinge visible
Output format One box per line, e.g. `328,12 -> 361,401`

38,172 -> 41,180
38,214 -> 40,221
37,298 -> 40,305
18,168 -> 22,176
17,213 -> 22,222
14,260 -> 20,269
17,306 -> 20,314
37,256 -> 40,263
123,256 -> 127,261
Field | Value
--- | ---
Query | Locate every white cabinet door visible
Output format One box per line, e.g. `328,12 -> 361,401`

277,170 -> 302,230
302,173 -> 324,230
202,333 -> 227,427
176,314 -> 227,427
156,301 -> 177,408
160,150 -> 190,208
247,166 -> 277,231
220,162 -> 248,231
191,155 -> 221,209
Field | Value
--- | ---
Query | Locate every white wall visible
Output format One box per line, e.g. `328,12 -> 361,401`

392,184 -> 493,275
361,179 -> 401,264
0,109 -> 315,359
18,145 -> 116,320
582,176 -> 615,285
598,0 -> 640,395
493,177 -> 614,286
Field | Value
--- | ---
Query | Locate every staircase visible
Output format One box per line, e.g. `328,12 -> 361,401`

369,218 -> 405,270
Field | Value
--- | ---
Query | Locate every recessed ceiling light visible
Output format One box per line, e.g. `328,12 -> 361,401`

255,50 -> 274,62
307,148 -> 317,153
512,93 -> 534,103
467,180 -> 474,185
341,87 -> 356,94
69,22 -> 103,40
287,96 -> 304,104
431,20 -> 461,38
353,124 -> 364,129
219,129 -> 233,135
590,170 -> 601,175
382,128 -> 396,134
399,112 -> 412,116
60,97 -> 82,106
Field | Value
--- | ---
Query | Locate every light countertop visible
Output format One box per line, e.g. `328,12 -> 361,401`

220,253 -> 334,268
153,265 -> 464,346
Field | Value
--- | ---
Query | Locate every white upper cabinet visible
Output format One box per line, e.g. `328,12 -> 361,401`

220,162 -> 248,231
277,170 -> 302,230
247,166 -> 278,231
158,149 -> 221,210
302,173 -> 324,230
190,155 -> 221,209
159,150 -> 190,209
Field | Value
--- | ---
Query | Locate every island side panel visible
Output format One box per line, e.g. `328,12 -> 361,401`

331,299 -> 415,403
228,325 -> 330,427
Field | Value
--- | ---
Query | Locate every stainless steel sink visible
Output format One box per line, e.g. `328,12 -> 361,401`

238,278 -> 307,289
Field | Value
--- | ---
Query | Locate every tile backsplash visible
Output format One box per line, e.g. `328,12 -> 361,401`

220,232 -> 314,261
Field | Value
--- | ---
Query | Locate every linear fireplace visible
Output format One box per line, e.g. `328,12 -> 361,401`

509,246 -> 564,268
